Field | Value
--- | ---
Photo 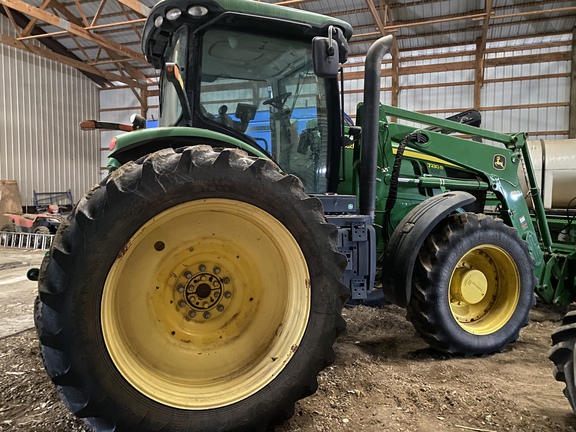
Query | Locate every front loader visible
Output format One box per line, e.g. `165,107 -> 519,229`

33,0 -> 576,431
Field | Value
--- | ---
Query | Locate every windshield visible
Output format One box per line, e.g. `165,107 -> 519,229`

159,26 -> 189,127
199,28 -> 330,193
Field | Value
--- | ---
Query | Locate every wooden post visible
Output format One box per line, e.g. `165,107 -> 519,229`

474,37 -> 484,111
391,38 -> 399,108
141,87 -> 149,119
570,27 -> 576,138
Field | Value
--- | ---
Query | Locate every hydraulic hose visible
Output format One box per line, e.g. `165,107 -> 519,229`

359,34 -> 394,221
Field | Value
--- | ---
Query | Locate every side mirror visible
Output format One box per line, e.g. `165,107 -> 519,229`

312,36 -> 339,78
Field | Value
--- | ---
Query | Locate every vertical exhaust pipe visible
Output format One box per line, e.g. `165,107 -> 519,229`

359,34 -> 394,220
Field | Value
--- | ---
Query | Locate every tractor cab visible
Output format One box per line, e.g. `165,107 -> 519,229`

140,0 -> 352,193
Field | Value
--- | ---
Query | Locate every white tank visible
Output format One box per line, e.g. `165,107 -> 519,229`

522,139 -> 576,209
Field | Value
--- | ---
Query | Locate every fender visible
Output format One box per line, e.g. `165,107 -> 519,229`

107,127 -> 270,170
382,191 -> 476,308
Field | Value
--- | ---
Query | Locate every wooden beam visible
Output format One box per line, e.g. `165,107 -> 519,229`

47,0 -> 149,86
117,0 -> 150,17
2,4 -> 21,35
474,0 -> 493,110
0,5 -> 109,86
90,0 -> 107,27
383,0 -> 400,110
141,87 -> 148,118
365,0 -> 387,36
570,27 -> 576,138
488,6 -> 576,21
118,2 -> 141,40
0,0 -> 147,63
73,0 -> 89,26
343,51 -> 571,80
20,0 -> 51,36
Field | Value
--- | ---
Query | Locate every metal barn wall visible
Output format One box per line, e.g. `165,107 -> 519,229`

99,88 -> 159,178
343,36 -> 571,140
0,14 -> 100,209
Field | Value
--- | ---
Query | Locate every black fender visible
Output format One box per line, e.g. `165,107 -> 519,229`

382,191 -> 476,308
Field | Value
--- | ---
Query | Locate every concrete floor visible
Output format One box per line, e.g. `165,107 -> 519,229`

0,247 -> 45,338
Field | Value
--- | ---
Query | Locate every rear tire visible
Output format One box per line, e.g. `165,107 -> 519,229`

408,213 -> 535,356
35,145 -> 347,431
549,310 -> 576,414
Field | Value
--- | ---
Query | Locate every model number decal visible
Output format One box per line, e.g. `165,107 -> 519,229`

426,162 -> 444,170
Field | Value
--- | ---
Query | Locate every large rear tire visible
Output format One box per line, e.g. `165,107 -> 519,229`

407,213 -> 535,356
549,310 -> 576,414
35,145 -> 347,431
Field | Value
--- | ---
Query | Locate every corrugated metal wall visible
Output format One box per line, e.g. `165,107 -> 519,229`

343,36 -> 572,140
0,14 -> 100,209
99,36 -> 572,152
99,88 -> 158,178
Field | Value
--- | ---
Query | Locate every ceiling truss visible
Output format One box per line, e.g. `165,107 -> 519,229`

0,0 -> 574,91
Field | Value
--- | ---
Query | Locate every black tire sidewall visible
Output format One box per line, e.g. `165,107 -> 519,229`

411,214 -> 535,354
46,147 -> 343,431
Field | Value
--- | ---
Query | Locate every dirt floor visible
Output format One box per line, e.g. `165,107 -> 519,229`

1,248 -> 575,431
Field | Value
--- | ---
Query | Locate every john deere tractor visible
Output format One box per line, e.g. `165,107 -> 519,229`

34,0 -> 576,430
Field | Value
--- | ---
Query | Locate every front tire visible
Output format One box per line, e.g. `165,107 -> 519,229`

35,145 -> 347,431
408,213 -> 535,356
33,225 -> 51,235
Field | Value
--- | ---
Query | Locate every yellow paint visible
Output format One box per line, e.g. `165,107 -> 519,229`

101,199 -> 310,409
393,147 -> 461,168
448,245 -> 520,335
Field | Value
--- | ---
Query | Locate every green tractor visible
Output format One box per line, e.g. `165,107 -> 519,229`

34,0 -> 576,430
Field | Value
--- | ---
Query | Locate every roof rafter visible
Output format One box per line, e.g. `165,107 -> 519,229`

117,0 -> 150,17
0,31 -> 139,86
0,0 -> 146,64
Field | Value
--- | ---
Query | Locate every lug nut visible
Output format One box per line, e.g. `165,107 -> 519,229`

214,267 -> 221,274
189,310 -> 196,318
199,264 -> 206,272
185,271 -> 192,279
178,300 -> 186,308
223,277 -> 230,284
177,285 -> 184,293
217,305 -> 224,312
204,312 -> 211,319
224,291 -> 232,299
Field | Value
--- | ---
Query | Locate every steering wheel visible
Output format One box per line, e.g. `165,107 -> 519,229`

263,92 -> 292,110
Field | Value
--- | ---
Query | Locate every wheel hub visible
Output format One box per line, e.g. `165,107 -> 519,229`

452,267 -> 488,305
174,265 -> 232,320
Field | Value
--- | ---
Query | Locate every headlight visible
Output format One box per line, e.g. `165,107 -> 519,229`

188,6 -> 208,17
166,8 -> 182,21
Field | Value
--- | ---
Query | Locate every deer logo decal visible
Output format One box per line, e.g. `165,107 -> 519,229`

493,154 -> 506,170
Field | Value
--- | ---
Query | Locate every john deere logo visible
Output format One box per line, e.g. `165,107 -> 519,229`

493,154 -> 506,170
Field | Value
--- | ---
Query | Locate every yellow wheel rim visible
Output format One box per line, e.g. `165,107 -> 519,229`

448,245 -> 520,335
101,199 -> 310,409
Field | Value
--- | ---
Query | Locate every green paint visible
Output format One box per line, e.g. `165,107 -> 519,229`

109,127 -> 269,160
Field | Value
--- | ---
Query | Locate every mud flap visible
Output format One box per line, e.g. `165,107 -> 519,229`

382,191 -> 476,308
